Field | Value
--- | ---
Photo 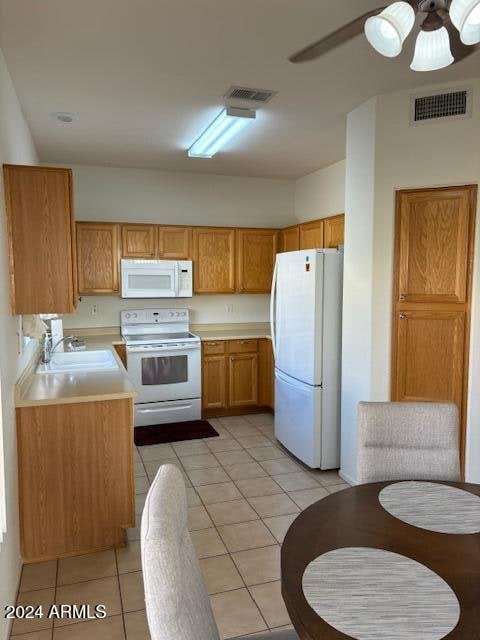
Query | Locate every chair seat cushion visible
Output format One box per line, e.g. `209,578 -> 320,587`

237,630 -> 298,640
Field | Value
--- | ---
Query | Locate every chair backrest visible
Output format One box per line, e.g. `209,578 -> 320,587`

141,464 -> 220,640
357,402 -> 460,484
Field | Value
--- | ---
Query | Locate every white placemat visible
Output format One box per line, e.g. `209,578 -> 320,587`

302,547 -> 460,640
379,481 -> 480,534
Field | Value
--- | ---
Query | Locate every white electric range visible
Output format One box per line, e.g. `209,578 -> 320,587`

121,308 -> 201,427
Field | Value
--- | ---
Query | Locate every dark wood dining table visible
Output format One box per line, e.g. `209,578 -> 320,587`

281,481 -> 480,640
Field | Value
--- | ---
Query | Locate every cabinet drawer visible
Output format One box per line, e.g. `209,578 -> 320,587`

203,341 -> 226,356
228,339 -> 258,354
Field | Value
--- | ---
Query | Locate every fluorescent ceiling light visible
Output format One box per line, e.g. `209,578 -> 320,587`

450,0 -> 480,44
365,1 -> 415,57
188,107 -> 256,158
410,27 -> 454,71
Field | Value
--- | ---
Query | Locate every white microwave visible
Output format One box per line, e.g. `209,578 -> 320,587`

121,259 -> 193,298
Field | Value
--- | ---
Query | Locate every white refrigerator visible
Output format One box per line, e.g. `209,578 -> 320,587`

270,248 -> 343,469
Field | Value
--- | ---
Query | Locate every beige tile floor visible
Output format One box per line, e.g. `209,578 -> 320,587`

10,413 -> 349,640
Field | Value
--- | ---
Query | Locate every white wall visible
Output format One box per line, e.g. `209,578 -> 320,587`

0,48 -> 38,640
340,78 -> 480,484
57,163 -> 295,328
340,99 -> 377,486
294,160 -> 345,222
63,294 -> 270,330
68,164 -> 295,228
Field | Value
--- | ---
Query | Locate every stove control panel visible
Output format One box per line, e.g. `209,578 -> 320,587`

121,308 -> 189,325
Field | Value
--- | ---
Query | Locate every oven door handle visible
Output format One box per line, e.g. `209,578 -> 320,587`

127,344 -> 200,353
136,403 -> 194,414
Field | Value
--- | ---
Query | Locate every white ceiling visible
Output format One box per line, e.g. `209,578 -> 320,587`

1,0 -> 479,179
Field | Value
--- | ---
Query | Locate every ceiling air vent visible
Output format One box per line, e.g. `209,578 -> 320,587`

224,86 -> 277,104
410,88 -> 473,125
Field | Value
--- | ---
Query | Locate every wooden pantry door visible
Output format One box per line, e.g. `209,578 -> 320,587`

391,185 -> 477,470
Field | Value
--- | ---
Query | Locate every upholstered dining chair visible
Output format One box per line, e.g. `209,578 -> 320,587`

141,463 -> 299,640
357,401 -> 461,484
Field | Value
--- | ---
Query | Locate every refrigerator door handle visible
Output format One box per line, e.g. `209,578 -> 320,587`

270,259 -> 278,361
275,369 -> 314,391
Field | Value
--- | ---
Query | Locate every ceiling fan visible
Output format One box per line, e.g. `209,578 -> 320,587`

289,0 -> 480,71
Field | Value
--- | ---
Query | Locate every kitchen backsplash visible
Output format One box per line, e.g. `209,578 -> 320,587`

62,294 -> 270,329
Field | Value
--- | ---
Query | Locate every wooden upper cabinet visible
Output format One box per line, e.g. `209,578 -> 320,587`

3,165 -> 76,314
122,224 -> 157,258
299,219 -> 324,250
159,226 -> 191,259
193,227 -> 235,293
77,222 -> 120,294
396,188 -> 475,303
393,310 -> 465,407
236,229 -> 277,293
279,226 -> 299,253
324,214 -> 345,248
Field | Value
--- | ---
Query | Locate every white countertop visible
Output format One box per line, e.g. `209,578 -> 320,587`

192,323 -> 271,341
15,336 -> 136,408
16,323 -> 272,407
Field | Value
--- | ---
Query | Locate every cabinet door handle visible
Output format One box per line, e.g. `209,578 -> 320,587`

399,313 -> 406,320
400,293 -> 406,300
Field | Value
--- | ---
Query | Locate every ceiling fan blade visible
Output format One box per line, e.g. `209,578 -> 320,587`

444,14 -> 480,63
289,6 -> 388,63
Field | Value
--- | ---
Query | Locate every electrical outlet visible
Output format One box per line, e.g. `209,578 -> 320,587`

226,303 -> 234,315
91,304 -> 98,317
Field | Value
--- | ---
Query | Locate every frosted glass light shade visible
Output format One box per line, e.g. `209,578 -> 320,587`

365,2 -> 416,57
188,108 -> 255,158
450,0 -> 480,45
410,27 -> 454,71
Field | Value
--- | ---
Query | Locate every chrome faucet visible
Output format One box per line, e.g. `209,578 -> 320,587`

41,333 -> 79,364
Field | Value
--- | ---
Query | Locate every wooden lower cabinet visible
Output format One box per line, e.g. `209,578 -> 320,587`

202,338 -> 273,415
202,354 -> 228,410
258,339 -> 274,409
16,398 -> 135,562
229,353 -> 258,406
114,343 -> 127,368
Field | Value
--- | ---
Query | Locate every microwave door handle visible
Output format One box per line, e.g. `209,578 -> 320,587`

174,262 -> 180,296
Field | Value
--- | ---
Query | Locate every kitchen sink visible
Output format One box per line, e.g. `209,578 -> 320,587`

36,349 -> 119,374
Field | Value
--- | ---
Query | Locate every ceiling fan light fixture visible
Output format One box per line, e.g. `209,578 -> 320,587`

410,27 -> 454,71
449,0 -> 480,44
364,1 -> 416,57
